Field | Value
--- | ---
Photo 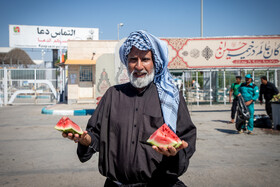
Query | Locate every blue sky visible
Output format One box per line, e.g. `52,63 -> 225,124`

0,0 -> 279,61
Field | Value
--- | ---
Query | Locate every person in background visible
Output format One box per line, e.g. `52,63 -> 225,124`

229,76 -> 242,123
238,74 -> 259,134
259,76 -> 279,120
191,80 -> 200,89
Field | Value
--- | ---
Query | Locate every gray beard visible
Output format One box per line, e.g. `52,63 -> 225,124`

128,68 -> 155,89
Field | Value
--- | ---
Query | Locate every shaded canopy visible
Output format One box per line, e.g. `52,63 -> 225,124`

0,48 -> 35,66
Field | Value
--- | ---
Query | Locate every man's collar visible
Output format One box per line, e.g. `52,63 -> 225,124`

129,82 -> 153,95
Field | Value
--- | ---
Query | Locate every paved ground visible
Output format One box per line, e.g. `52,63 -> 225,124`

0,104 -> 279,187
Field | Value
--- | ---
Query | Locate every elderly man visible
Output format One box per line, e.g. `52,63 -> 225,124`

63,30 -> 196,187
238,74 -> 259,134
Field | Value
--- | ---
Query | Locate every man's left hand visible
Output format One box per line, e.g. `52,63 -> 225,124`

152,140 -> 188,157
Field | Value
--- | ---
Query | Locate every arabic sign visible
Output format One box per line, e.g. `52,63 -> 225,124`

9,25 -> 99,49
162,36 -> 280,69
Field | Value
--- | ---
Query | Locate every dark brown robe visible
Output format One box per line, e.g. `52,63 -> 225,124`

77,82 -> 196,185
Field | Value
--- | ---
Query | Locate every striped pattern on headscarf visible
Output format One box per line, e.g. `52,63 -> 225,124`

119,30 -> 179,132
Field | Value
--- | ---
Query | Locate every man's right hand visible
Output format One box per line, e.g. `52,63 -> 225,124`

62,131 -> 91,147
152,140 -> 188,157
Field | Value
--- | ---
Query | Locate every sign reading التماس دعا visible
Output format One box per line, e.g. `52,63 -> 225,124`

9,24 -> 99,49
162,36 -> 280,69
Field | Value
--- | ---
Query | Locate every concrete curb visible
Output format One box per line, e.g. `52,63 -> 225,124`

41,107 -> 95,116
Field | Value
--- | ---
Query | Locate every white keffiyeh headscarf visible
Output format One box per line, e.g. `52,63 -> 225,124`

119,30 -> 179,132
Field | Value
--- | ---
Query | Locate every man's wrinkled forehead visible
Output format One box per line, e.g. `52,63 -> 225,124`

128,46 -> 152,57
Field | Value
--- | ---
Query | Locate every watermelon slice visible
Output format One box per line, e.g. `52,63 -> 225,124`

147,123 -> 182,148
54,116 -> 83,135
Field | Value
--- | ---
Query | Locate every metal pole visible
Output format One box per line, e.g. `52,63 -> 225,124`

201,0 -> 203,37
4,67 -> 8,106
275,69 -> 278,88
118,24 -> 119,40
55,68 -> 58,103
182,71 -> 186,100
196,71 -> 199,106
41,49 -> 45,68
34,69 -> 37,90
223,69 -> 226,105
34,69 -> 37,104
117,23 -> 124,40
267,69 -> 269,81
59,67 -> 63,102
63,68 -> 65,102
210,70 -> 212,106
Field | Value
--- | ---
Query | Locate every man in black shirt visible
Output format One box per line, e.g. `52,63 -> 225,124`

63,30 -> 196,187
259,76 -> 279,119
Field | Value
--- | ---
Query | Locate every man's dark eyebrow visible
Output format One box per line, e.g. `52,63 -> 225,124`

128,57 -> 138,61
142,57 -> 151,60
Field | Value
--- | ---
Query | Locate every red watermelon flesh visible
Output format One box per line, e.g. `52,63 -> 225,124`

54,116 -> 83,135
54,116 -> 69,131
147,124 -> 182,148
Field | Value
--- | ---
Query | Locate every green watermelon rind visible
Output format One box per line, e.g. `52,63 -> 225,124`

174,141 -> 183,148
147,139 -> 177,148
64,128 -> 83,135
147,137 -> 182,148
54,126 -> 83,135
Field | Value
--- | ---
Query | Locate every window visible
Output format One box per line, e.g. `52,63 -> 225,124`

79,66 -> 92,82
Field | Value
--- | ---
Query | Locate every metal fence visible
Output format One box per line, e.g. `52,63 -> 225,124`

171,68 -> 280,106
0,67 -> 65,105
1,67 -> 279,107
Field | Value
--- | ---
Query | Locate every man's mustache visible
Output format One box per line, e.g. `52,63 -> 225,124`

132,69 -> 148,75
